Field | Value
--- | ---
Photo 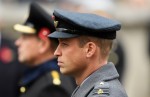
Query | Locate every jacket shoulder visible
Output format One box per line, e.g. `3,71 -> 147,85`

19,70 -> 74,97
87,80 -> 128,97
41,70 -> 76,96
37,84 -> 70,97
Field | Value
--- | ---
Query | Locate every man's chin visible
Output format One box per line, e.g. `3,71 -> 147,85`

18,58 -> 29,65
60,70 -> 67,75
60,70 -> 72,76
18,57 -> 25,63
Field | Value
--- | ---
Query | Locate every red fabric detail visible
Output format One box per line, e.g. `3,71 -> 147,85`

52,15 -> 55,20
38,28 -> 51,40
0,47 -> 14,64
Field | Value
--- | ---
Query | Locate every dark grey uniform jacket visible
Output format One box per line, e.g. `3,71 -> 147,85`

71,62 -> 128,97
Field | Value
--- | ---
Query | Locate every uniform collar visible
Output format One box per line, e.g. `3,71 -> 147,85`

72,62 -> 119,97
94,62 -> 119,81
81,62 -> 119,86
19,58 -> 59,86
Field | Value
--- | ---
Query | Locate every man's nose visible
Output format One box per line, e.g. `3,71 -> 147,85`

54,46 -> 61,57
15,38 -> 21,46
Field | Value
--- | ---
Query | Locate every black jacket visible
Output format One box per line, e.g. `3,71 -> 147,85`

18,58 -> 76,97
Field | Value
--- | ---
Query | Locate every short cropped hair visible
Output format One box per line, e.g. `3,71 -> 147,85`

77,36 -> 113,59
36,36 -> 58,53
49,38 -> 58,52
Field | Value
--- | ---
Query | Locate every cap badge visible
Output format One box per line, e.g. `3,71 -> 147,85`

54,21 -> 58,27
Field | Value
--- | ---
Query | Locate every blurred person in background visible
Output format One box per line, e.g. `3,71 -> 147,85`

48,9 -> 128,97
0,37 -> 25,97
0,32 -> 1,45
147,21 -> 150,57
14,2 -> 75,97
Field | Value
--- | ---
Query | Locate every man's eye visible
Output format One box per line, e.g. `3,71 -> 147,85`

22,35 -> 29,39
61,43 -> 68,46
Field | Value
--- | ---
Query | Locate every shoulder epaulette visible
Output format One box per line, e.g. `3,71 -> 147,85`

50,70 -> 61,85
91,81 -> 110,96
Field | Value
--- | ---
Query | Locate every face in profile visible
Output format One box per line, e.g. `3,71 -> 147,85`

15,34 -> 41,65
54,38 -> 87,76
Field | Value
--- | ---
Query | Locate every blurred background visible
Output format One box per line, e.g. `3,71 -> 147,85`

0,0 -> 150,97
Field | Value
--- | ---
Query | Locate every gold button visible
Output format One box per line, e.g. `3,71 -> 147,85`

97,89 -> 103,94
100,82 -> 104,85
20,86 -> 26,93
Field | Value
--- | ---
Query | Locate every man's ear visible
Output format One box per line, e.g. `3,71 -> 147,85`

39,38 -> 50,53
85,42 -> 97,58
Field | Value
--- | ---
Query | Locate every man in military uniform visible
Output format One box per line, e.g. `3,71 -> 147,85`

14,3 -> 75,97
48,9 -> 128,97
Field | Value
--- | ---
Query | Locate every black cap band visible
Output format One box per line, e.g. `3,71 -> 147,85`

56,28 -> 116,39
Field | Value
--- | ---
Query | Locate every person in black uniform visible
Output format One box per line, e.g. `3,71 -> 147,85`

14,2 -> 75,97
0,37 -> 25,97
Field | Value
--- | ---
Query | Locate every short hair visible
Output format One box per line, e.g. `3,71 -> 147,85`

49,38 -> 58,52
36,36 -> 58,53
77,36 -> 113,59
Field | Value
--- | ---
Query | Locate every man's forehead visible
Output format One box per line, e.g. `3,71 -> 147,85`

20,33 -> 38,40
22,33 -> 36,37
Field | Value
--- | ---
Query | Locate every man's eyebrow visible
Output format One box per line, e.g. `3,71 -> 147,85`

58,39 -> 69,42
